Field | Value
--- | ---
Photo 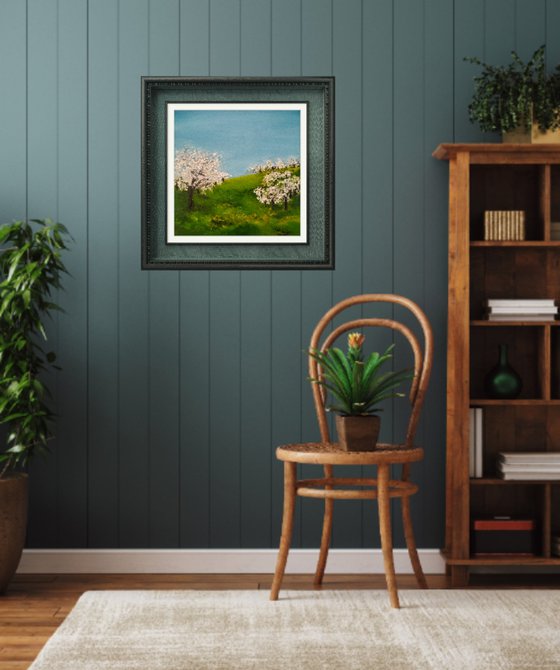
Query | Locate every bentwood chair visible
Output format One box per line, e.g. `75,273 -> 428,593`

270,294 -> 433,608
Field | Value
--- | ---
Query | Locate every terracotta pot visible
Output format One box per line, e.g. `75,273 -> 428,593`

0,473 -> 28,595
335,415 -> 380,452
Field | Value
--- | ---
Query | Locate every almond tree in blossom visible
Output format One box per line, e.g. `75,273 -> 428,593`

254,170 -> 300,210
250,157 -> 300,174
174,147 -> 230,210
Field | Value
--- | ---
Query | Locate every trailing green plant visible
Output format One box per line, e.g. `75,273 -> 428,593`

465,45 -> 560,133
308,332 -> 412,416
0,219 -> 71,478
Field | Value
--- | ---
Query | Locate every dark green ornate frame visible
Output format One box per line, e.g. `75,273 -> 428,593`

141,77 -> 334,270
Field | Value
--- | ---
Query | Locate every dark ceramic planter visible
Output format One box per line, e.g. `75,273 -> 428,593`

335,415 -> 380,452
0,473 -> 28,595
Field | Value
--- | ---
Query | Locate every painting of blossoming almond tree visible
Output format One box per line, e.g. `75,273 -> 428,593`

168,104 -> 306,243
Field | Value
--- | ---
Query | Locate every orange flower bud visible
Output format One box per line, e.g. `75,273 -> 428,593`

348,332 -> 365,349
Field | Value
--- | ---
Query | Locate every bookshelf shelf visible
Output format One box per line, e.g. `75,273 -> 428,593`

470,477 -> 560,485
471,241 -> 560,248
470,399 -> 560,406
445,556 -> 560,567
435,143 -> 560,586
471,320 -> 560,327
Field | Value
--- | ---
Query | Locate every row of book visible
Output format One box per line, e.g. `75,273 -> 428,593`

486,299 -> 558,322
483,210 -> 526,241
498,452 -> 560,480
551,222 -> 560,241
469,407 -> 483,478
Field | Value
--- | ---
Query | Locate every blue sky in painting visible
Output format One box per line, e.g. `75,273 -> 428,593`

174,109 -> 301,177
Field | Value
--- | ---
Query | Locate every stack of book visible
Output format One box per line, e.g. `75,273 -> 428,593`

553,534 -> 560,557
484,210 -> 526,240
486,299 -> 558,322
472,517 -> 535,556
498,452 -> 560,480
469,407 -> 483,478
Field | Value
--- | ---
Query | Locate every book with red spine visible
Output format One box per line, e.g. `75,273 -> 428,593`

473,518 -> 535,531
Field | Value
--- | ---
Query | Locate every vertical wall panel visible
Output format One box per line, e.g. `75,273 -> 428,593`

117,0 -> 150,548
240,0 -> 271,74
300,0 -> 335,550
392,0 -> 426,546
485,0 -> 516,65
55,0 -> 89,547
87,0 -> 120,547
329,0 -> 364,548
515,0 -> 546,58
0,1 -> 27,222
5,0 -> 556,553
239,0 -> 273,548
454,0 -> 485,141
546,1 -> 560,67
423,0 -> 454,548
147,0 -> 181,548
26,0 -> 59,546
361,0 -> 394,548
179,0 -> 211,548
208,0 -> 242,547
270,0 -> 303,549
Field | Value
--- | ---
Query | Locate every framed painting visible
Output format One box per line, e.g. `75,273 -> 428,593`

141,77 -> 334,269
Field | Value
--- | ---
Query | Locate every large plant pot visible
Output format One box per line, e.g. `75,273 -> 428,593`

0,473 -> 28,595
335,415 -> 380,452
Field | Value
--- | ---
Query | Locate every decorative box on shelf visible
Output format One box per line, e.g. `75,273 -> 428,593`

484,210 -> 526,241
471,517 -> 536,556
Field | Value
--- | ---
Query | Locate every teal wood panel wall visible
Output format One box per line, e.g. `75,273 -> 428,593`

0,0 -> 554,549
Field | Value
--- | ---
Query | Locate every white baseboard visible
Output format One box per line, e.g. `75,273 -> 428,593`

17,548 -> 445,574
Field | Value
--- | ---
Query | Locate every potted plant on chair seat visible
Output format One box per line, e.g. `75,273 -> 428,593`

0,219 -> 70,594
309,332 -> 412,451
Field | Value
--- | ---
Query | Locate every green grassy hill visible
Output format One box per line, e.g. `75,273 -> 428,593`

174,170 -> 300,237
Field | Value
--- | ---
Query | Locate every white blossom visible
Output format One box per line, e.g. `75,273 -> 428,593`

254,169 -> 300,208
174,148 -> 229,207
250,157 -> 300,174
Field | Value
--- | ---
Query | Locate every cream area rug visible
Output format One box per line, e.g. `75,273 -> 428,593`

29,589 -> 560,669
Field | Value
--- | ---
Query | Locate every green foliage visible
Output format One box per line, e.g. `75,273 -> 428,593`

465,45 -> 560,133
174,170 -> 301,237
0,219 -> 71,477
308,333 -> 413,416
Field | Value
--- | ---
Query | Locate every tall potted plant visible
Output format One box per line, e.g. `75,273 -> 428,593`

465,45 -> 560,143
0,219 -> 70,594
309,333 -> 412,451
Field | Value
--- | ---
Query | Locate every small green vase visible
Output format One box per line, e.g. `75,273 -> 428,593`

484,344 -> 522,399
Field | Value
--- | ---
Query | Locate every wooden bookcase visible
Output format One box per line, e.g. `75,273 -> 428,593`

434,143 -> 560,586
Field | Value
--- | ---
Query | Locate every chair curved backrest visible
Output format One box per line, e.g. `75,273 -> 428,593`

309,294 -> 433,448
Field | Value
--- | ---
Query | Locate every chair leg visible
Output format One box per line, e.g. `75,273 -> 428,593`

270,461 -> 297,601
402,495 -> 428,589
314,465 -> 334,586
400,464 -> 427,589
377,464 -> 399,609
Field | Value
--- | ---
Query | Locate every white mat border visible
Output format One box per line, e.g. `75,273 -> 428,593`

17,548 -> 445,574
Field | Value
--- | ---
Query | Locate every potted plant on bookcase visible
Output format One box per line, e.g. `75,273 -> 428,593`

308,333 -> 412,451
0,219 -> 71,594
465,45 -> 560,143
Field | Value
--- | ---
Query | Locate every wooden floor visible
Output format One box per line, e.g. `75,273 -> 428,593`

1,572 -> 559,669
